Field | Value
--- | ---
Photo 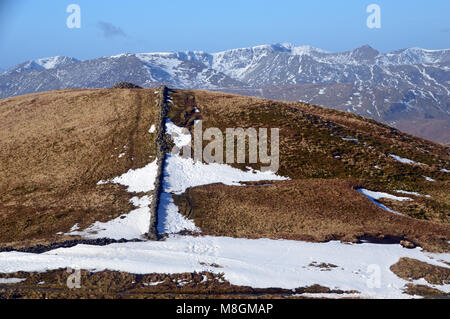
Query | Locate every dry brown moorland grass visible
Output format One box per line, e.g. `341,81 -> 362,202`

166,89 -> 449,229
0,88 -> 158,247
169,90 -> 450,186
173,180 -> 450,252
0,269 -> 357,299
403,284 -> 450,297
390,257 -> 450,285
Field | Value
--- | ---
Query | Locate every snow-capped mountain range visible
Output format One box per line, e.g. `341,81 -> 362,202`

1,43 -> 449,142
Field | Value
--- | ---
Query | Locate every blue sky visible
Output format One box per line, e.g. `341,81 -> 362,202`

0,0 -> 449,69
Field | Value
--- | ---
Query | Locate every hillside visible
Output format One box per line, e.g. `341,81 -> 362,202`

0,88 -> 159,248
168,89 -> 450,251
0,87 -> 449,298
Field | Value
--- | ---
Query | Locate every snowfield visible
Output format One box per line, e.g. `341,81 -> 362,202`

0,235 -> 449,298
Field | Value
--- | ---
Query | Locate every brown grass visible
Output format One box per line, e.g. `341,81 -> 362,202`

0,89 -> 158,247
173,179 -> 450,252
0,269 -> 356,299
403,284 -> 450,297
390,257 -> 450,285
166,89 -> 449,226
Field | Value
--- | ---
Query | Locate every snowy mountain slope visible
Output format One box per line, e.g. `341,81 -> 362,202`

0,53 -> 243,99
4,56 -> 79,74
2,44 -> 448,96
0,44 -> 449,142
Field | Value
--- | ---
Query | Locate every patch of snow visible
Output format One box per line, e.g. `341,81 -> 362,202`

68,224 -> 79,232
143,281 -> 165,286
395,190 -> 431,198
118,153 -> 125,159
357,189 -> 412,202
163,120 -> 288,195
0,235 -> 449,298
165,119 -> 191,148
423,176 -> 436,182
389,154 -> 425,166
110,53 -> 128,59
0,278 -> 26,284
157,193 -> 199,234
356,188 -> 411,216
440,168 -> 450,173
97,159 -> 158,193
149,124 -> 156,134
163,154 -> 289,195
66,196 -> 152,240
77,155 -> 159,239
341,137 -> 358,143
33,56 -> 78,69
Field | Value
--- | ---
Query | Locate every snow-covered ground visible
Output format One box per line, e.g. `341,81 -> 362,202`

0,235 -> 449,298
97,159 -> 158,193
162,154 -> 288,195
157,192 -> 199,234
67,196 -> 152,240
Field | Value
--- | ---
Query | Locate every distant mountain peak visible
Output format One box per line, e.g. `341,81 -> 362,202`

5,56 -> 79,74
33,56 -> 80,69
351,45 -> 381,61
